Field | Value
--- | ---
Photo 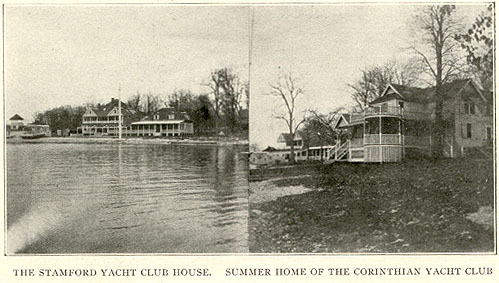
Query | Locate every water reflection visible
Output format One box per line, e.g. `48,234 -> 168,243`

7,143 -> 249,253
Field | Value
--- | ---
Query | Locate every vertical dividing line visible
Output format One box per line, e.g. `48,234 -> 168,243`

248,6 -> 254,105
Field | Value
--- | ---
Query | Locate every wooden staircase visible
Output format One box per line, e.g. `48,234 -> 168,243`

325,140 -> 349,163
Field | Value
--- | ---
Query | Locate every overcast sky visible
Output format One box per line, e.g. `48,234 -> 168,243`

4,4 -> 487,147
248,4 -> 487,148
4,5 -> 249,122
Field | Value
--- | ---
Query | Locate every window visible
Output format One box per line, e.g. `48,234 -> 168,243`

168,114 -> 174,119
154,115 -> 160,120
464,102 -> 475,115
381,103 -> 388,112
467,123 -> 472,139
399,101 -> 404,109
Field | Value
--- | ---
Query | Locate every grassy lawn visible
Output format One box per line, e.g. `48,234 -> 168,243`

249,159 -> 495,253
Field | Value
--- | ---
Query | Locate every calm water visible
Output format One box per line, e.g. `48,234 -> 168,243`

6,142 -> 249,253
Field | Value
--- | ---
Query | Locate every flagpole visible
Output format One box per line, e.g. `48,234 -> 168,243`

118,84 -> 122,140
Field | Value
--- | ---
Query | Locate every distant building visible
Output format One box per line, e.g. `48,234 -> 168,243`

7,114 -> 51,138
277,133 -> 303,149
8,114 -> 24,130
77,98 -> 143,136
128,108 -> 194,137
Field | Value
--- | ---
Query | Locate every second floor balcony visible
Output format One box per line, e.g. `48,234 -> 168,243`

350,105 -> 429,123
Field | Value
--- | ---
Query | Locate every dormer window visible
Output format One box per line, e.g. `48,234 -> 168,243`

154,115 -> 160,120
168,114 -> 174,120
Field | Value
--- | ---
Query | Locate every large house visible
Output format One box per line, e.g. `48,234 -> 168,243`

127,108 -> 194,137
78,98 -> 142,136
332,78 -> 493,162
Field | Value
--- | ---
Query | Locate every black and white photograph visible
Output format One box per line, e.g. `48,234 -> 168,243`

248,3 -> 495,253
4,5 -> 250,254
1,0 -> 497,269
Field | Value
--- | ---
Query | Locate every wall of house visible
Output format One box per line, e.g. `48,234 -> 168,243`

453,91 -> 493,149
371,98 -> 428,116
250,152 -> 273,165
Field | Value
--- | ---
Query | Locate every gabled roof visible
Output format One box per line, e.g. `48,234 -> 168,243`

371,79 -> 482,105
262,146 -> 278,152
262,146 -> 292,152
140,107 -> 191,122
9,114 -> 24,121
277,133 -> 302,143
333,113 -> 350,129
84,98 -> 132,117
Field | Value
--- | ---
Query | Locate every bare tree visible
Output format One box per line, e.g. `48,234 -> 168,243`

349,60 -> 421,111
143,92 -> 165,116
268,73 -> 306,164
205,67 -> 245,133
127,91 -> 142,112
302,107 -> 344,146
412,5 -> 464,157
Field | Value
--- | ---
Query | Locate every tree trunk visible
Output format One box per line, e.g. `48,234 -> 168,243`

289,131 -> 296,164
433,23 -> 444,158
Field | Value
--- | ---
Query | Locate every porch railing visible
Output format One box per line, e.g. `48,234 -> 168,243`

364,134 -> 400,145
334,140 -> 350,160
365,106 -> 402,117
350,138 -> 363,148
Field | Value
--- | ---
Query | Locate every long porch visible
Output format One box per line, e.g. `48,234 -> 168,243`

77,123 -> 193,137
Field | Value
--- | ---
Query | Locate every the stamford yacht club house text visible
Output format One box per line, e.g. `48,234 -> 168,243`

12,266 -> 493,278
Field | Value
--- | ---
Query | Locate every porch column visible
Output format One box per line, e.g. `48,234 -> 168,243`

379,116 -> 382,163
363,120 -> 366,146
399,119 -> 404,158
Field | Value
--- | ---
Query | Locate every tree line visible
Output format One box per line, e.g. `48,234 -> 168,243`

33,67 -> 249,136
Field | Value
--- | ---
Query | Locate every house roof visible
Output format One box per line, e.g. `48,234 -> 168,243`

262,146 -> 278,152
9,114 -> 24,121
132,120 -> 187,125
140,107 -> 191,122
85,98 -> 136,117
371,79 -> 479,105
277,133 -> 302,143
262,146 -> 292,152
333,114 -> 351,128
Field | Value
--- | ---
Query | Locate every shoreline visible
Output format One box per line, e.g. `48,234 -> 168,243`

6,136 -> 249,146
249,159 -> 494,253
